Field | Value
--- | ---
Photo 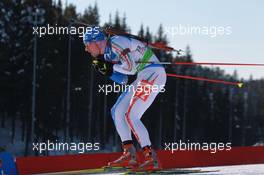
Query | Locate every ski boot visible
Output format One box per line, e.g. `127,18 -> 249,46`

137,146 -> 161,171
107,143 -> 138,169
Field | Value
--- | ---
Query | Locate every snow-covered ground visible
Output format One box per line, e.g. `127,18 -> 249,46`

187,164 -> 264,175
36,164 -> 264,175
91,164 -> 264,175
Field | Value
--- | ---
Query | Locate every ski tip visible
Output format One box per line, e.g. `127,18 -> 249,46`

237,83 -> 244,88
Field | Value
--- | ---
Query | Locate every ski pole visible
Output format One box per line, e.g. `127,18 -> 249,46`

166,73 -> 244,88
135,61 -> 264,66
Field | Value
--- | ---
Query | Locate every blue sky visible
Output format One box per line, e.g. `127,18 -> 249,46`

62,0 -> 264,79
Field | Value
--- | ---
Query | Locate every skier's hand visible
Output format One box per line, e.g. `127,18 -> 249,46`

92,59 -> 113,76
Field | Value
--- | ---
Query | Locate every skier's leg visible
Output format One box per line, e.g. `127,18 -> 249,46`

125,67 -> 166,147
109,81 -> 140,168
111,89 -> 133,142
124,66 -> 166,170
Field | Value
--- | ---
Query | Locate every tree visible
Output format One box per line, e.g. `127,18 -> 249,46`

113,11 -> 121,30
145,26 -> 152,43
138,24 -> 145,38
82,3 -> 99,25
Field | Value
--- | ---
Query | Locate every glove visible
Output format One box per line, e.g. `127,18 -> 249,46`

92,59 -> 113,76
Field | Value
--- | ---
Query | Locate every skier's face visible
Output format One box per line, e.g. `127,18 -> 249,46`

85,42 -> 100,57
85,40 -> 106,57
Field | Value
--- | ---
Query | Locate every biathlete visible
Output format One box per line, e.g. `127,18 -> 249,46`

83,27 -> 166,170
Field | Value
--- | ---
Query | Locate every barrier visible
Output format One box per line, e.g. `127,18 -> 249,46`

16,146 -> 264,175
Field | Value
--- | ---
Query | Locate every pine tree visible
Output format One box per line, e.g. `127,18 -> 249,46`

121,13 -> 129,32
82,3 -> 99,25
113,11 -> 121,30
108,13 -> 113,26
64,4 -> 78,20
185,45 -> 193,62
138,24 -> 145,38
155,24 -> 168,44
145,26 -> 152,42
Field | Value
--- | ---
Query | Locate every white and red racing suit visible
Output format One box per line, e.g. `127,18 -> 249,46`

105,36 -> 167,148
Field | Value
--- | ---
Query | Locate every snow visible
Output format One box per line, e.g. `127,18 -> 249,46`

34,164 -> 264,175
189,164 -> 264,175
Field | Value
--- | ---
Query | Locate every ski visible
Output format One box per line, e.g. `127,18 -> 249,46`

37,167 -> 219,174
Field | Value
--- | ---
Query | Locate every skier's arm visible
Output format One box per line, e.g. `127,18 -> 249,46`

112,58 -> 137,75
111,38 -> 137,75
92,58 -> 130,85
92,59 -> 113,76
